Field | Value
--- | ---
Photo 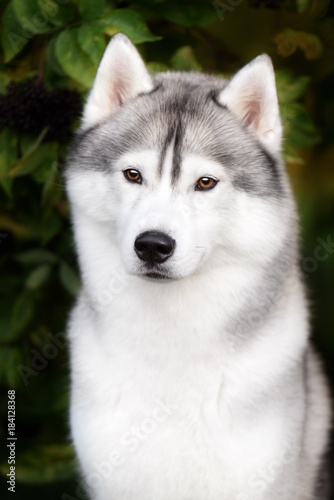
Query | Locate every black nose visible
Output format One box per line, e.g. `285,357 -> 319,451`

134,231 -> 175,265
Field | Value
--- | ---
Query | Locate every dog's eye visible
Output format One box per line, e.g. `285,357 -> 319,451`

195,177 -> 218,191
123,169 -> 142,184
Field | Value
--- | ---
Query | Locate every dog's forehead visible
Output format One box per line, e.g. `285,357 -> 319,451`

103,75 -> 240,163
132,75 -> 230,152
67,73 -> 282,197
69,76 -> 234,168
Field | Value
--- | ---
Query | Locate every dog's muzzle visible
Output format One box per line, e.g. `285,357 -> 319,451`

134,231 -> 175,265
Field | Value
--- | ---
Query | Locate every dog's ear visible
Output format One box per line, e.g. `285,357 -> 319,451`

81,33 -> 153,129
218,55 -> 282,154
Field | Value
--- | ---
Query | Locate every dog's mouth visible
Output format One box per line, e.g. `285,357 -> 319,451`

142,271 -> 171,281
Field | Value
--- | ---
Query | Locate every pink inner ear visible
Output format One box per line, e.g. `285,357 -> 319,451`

108,66 -> 136,112
106,82 -> 124,114
243,102 -> 261,130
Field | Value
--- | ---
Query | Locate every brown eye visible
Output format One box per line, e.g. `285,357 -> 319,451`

123,169 -> 142,184
195,177 -> 218,191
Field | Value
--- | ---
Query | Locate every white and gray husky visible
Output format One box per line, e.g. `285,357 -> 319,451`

65,34 -> 332,499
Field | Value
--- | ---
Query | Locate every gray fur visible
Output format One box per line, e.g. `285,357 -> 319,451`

66,72 -> 283,197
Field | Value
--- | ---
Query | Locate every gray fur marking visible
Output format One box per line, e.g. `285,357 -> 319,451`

313,444 -> 332,499
66,72 -> 284,197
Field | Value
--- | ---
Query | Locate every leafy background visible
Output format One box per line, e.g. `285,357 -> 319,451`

0,0 -> 333,498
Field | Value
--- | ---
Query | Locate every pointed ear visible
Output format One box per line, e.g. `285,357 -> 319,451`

81,34 -> 153,129
218,55 -> 282,154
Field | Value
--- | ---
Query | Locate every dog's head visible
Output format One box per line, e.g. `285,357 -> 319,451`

66,34 -> 295,287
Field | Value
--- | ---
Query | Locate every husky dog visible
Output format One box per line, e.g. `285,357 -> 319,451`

65,34 -> 332,500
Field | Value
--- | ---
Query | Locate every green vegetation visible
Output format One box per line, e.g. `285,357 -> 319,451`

0,0 -> 333,497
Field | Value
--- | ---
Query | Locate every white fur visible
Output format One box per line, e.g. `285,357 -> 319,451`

218,55 -> 283,155
66,37 -> 331,500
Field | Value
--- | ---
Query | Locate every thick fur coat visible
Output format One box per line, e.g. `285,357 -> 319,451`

65,34 -> 332,500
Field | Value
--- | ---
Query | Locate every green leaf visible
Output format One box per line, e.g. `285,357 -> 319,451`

0,214 -> 38,239
2,346 -> 24,387
0,299 -> 22,343
12,291 -> 35,333
14,249 -> 58,265
40,160 -> 60,204
55,29 -> 96,89
282,142 -> 304,165
274,29 -> 323,60
12,0 -> 53,34
0,347 -> 11,380
170,46 -> 202,72
0,275 -> 22,295
284,0 -> 297,9
31,155 -> 58,184
13,248 -> 58,266
275,69 -> 317,163
154,0 -> 217,27
0,73 -> 11,93
20,373 -> 70,415
96,9 -> 160,44
37,0 -> 59,18
276,70 -> 311,103
25,264 -> 52,290
79,0 -> 105,21
78,24 -> 106,66
59,261 -> 80,297
146,62 -> 170,74
11,144 -> 57,179
0,128 -> 18,196
1,2 -> 29,62
282,103 -> 320,148
308,0 -> 331,16
37,0 -> 74,27
7,128 -> 51,178
296,0 -> 312,12
41,211 -> 63,245
46,37 -> 68,76
0,128 -> 18,175
0,444 -> 76,483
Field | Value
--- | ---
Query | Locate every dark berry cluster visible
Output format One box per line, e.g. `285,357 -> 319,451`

0,76 -> 82,141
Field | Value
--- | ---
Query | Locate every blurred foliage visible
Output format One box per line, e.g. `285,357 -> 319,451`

0,0 -> 333,498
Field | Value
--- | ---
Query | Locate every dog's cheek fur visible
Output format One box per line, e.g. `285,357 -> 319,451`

66,170 -> 118,224
220,195 -> 296,264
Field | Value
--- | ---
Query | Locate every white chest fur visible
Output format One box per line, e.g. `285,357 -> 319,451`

68,274 -> 309,500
